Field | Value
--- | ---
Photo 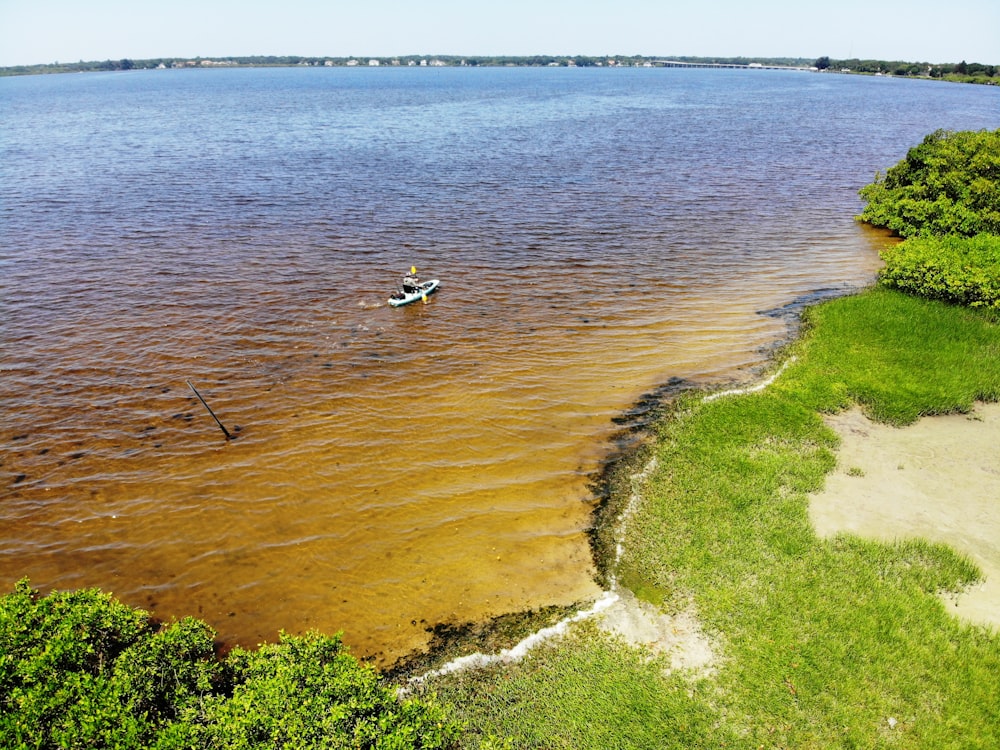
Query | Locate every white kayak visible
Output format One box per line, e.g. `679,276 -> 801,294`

388,279 -> 440,307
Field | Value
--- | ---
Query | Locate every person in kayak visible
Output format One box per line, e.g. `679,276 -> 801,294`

401,268 -> 420,293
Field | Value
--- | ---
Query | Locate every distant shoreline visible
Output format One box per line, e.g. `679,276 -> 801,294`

2,54 -> 996,85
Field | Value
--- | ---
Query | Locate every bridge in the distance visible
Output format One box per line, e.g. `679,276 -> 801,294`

651,60 -> 815,71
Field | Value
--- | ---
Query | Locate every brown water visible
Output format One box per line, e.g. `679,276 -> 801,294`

2,67 -> 996,663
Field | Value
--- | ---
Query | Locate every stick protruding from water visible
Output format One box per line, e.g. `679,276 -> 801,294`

186,380 -> 235,441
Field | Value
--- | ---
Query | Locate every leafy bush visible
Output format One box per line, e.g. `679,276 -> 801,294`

858,128 -> 1000,238
880,234 -> 1000,308
0,580 -> 462,749
185,631 -> 460,750
0,578 -> 176,748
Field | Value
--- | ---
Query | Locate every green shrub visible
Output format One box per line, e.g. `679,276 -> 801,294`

187,631 -> 461,750
880,234 -> 1000,308
858,128 -> 1000,238
0,580 -> 462,749
0,578 -> 165,748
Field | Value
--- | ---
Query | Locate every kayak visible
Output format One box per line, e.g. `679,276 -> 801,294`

388,279 -> 440,307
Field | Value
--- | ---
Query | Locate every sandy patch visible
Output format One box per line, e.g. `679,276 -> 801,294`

811,403 -> 1000,629
596,588 -> 717,676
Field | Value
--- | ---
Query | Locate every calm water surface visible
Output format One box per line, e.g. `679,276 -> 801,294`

1,68 -> 997,662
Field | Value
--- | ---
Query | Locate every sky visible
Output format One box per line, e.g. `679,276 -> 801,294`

1,0 -> 997,68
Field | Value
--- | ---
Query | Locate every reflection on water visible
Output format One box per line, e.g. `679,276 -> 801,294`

1,67 -> 996,662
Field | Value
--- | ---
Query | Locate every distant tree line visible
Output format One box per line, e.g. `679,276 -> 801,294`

1,54 -> 997,83
814,56 -> 997,83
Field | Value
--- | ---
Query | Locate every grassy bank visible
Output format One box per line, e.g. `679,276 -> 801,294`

426,286 -> 1000,748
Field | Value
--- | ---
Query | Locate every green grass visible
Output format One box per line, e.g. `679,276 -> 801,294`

778,287 -> 1000,423
427,623 -> 722,750
427,288 -> 1000,748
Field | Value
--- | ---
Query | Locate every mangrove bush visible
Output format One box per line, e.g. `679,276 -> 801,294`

858,128 -> 1000,238
879,233 -> 1000,309
0,579 -> 461,749
859,128 -> 1000,310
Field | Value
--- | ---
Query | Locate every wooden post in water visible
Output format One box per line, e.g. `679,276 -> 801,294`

186,380 -> 235,441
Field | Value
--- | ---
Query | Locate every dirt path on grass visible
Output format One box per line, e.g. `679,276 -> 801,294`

810,403 -> 1000,630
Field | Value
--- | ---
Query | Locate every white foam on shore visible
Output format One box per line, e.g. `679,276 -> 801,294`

702,356 -> 796,402
405,591 -> 620,687
611,455 -> 658,585
404,455 -> 664,687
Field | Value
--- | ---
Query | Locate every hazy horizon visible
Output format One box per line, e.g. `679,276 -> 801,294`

2,0 -> 997,69
4,52 -> 991,69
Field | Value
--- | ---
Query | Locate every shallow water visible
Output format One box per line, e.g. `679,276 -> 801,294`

1,67 -> 997,662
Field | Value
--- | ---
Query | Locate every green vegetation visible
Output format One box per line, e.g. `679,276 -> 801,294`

427,622 -> 720,749
880,234 -> 1000,309
815,55 -> 998,83
859,129 -> 1000,238
0,579 -> 461,749
858,129 -> 1000,310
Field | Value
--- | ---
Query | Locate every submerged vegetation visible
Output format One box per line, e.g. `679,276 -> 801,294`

3,129 -> 999,747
